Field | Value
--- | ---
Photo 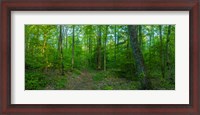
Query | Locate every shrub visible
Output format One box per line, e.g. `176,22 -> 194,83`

25,71 -> 47,90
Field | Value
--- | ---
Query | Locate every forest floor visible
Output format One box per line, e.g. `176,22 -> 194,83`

66,69 -> 94,90
63,69 -> 138,90
25,68 -> 175,90
26,68 -> 139,90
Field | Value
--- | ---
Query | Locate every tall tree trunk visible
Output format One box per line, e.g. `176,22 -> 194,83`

61,26 -> 64,74
149,26 -> 153,70
159,26 -> 165,78
65,26 -> 68,70
89,36 -> 92,66
65,26 -> 68,49
58,25 -> 64,75
104,26 -> 108,71
128,25 -> 150,90
88,26 -> 92,67
127,33 -> 130,59
72,25 -> 75,70
166,25 -> 171,80
97,26 -> 102,69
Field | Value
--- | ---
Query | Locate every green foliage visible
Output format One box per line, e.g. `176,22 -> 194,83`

92,72 -> 107,82
103,86 -> 113,90
73,69 -> 82,75
25,25 -> 175,90
138,72 -> 145,80
25,71 -> 47,90
151,78 -> 175,90
54,77 -> 67,89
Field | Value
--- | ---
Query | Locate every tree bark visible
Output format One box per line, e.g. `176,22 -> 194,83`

159,26 -> 165,78
65,26 -> 68,49
149,26 -> 153,70
128,25 -> 149,89
72,25 -> 75,70
97,26 -> 102,69
166,25 -> 171,80
88,26 -> 92,66
58,25 -> 64,75
104,26 -> 108,71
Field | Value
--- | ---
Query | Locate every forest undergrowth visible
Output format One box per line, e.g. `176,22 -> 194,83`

25,68 -> 174,90
25,69 -> 138,90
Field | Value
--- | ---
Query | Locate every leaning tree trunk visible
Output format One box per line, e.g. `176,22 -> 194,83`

128,25 -> 150,90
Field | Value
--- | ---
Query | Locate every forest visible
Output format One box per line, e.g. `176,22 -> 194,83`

25,25 -> 175,90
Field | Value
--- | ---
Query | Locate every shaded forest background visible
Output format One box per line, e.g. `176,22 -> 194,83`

25,25 -> 175,90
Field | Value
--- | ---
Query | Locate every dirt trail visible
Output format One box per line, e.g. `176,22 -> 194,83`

44,69 -> 137,90
66,70 -> 94,90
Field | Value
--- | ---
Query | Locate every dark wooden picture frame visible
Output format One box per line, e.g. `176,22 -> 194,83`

0,0 -> 199,114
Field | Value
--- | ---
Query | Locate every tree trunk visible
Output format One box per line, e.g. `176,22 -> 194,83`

166,25 -> 171,80
89,36 -> 92,66
97,26 -> 102,69
88,26 -> 92,67
58,25 -> 64,75
65,26 -> 68,49
72,25 -> 75,70
104,26 -> 108,71
159,26 -> 165,78
65,26 -> 68,69
149,26 -> 153,70
127,33 -> 130,59
128,25 -> 150,90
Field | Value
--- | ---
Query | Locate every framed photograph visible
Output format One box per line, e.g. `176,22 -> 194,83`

0,0 -> 199,114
